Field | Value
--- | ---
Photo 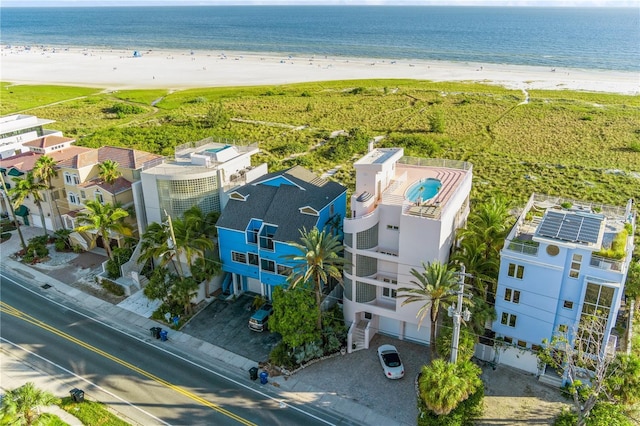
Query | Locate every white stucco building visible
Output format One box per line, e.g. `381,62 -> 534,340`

0,114 -> 62,159
492,194 -> 635,376
133,138 -> 267,233
342,147 -> 472,351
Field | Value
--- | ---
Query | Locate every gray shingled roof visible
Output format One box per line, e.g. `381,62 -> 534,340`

217,166 -> 346,243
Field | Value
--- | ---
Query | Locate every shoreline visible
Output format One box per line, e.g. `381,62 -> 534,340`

2,45 -> 639,95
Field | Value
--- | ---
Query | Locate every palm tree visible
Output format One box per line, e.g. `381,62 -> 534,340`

33,155 -> 64,230
285,227 -> 346,332
75,200 -> 132,260
450,238 -> 498,298
418,359 -> 482,416
0,171 -> 27,252
9,171 -> 48,237
459,196 -> 510,265
98,159 -> 122,204
139,221 -> 177,273
399,261 -> 460,359
0,382 -> 60,426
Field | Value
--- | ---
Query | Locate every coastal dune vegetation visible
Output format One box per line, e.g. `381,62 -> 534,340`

3,79 -> 639,209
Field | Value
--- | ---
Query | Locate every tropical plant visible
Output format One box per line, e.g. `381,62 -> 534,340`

33,154 -> 64,230
0,382 -> 60,426
270,283 -> 320,349
0,172 -> 27,252
98,159 -> 121,203
538,315 -> 623,426
418,359 -> 482,416
8,171 -> 48,237
284,227 -> 346,332
74,200 -> 133,260
399,261 -> 460,359
436,318 -> 476,362
171,276 -> 199,315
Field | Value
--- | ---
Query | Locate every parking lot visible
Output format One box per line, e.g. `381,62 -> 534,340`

181,293 -> 281,362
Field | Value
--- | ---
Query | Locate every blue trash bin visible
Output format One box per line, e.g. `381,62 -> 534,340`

259,371 -> 268,384
159,329 -> 168,341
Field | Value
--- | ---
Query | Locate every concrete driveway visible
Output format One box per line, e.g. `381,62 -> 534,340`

181,293 -> 282,362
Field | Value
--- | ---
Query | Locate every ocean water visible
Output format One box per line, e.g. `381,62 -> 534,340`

1,6 -> 638,72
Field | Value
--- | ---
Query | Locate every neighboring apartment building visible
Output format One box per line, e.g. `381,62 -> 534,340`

492,194 -> 635,375
134,138 -> 267,233
0,136 -> 92,230
342,147 -> 472,352
216,166 -> 347,299
0,114 -> 63,159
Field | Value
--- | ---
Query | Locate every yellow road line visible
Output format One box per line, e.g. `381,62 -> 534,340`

0,301 -> 256,426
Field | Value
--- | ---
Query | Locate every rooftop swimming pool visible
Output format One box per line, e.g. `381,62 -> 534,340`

205,145 -> 231,153
405,178 -> 442,203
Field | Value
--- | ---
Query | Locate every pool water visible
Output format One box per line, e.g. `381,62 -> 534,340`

405,178 -> 442,203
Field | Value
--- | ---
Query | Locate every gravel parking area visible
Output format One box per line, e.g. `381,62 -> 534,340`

283,333 -> 427,426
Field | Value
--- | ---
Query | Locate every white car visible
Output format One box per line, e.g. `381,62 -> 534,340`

377,344 -> 405,379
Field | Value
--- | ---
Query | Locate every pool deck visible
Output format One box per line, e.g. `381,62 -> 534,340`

381,164 -> 467,216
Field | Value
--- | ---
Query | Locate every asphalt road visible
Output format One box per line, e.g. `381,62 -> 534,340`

0,271 -> 346,426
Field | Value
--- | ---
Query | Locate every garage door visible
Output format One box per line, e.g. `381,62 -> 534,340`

404,322 -> 430,346
379,316 -> 401,337
247,277 -> 261,294
30,215 -> 54,231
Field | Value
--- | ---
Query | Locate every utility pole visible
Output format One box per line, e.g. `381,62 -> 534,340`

449,264 -> 471,364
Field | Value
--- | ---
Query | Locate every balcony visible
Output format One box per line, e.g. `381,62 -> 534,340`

589,254 -> 623,272
504,238 -> 539,256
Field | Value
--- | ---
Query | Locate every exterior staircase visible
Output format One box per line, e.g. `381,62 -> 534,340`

348,320 -> 369,353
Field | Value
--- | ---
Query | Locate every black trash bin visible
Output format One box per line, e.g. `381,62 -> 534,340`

249,367 -> 258,381
70,388 -> 84,403
150,327 -> 161,339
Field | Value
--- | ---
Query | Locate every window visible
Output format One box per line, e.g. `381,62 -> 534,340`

64,173 -> 80,185
259,225 -> 277,251
277,264 -> 292,276
261,259 -> 275,273
507,263 -> 524,279
231,251 -> 246,263
248,253 -> 259,266
382,287 -> 397,299
569,254 -> 582,278
501,312 -> 517,327
563,300 -> 574,309
531,344 -> 541,352
517,340 -> 527,348
95,191 -> 104,204
504,288 -> 520,304
68,192 -> 80,205
558,324 -> 568,333
80,190 -> 86,199
581,283 -> 614,321
502,336 -> 513,344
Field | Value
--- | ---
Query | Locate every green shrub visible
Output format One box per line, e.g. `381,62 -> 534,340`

1,232 -> 11,242
100,278 -> 125,296
418,385 -> 484,426
269,341 -> 296,369
105,103 -> 145,118
629,141 -> 640,153
0,219 -> 17,232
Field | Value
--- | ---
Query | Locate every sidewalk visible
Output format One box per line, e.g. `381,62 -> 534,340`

0,227 -> 404,426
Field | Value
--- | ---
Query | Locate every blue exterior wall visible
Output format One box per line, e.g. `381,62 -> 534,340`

217,181 -> 347,299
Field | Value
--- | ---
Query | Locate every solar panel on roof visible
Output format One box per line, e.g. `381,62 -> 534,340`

536,210 -> 602,244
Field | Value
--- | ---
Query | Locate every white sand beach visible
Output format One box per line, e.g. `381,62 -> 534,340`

2,45 -> 638,95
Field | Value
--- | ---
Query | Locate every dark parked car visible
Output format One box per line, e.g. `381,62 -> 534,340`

249,303 -> 273,332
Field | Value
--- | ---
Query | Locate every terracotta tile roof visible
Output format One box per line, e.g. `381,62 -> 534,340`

77,176 -> 132,195
55,147 -> 97,169
23,135 -> 75,149
0,152 -> 41,172
97,146 -> 163,170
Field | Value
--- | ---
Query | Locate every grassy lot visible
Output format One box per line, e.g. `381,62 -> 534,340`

2,79 -> 639,213
59,396 -> 130,426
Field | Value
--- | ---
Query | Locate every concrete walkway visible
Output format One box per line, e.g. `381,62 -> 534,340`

0,226 -> 405,426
